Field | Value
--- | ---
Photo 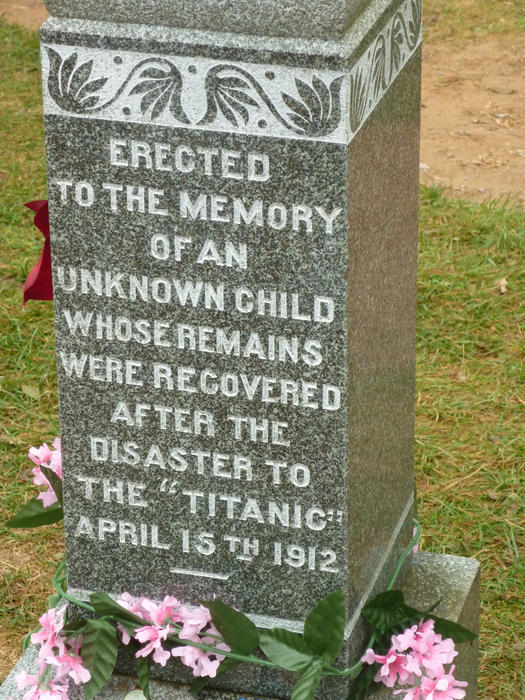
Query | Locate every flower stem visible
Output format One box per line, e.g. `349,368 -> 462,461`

166,633 -> 283,670
52,560 -> 95,613
322,519 -> 421,678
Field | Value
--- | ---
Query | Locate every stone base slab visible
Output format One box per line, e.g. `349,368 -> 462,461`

0,552 -> 480,700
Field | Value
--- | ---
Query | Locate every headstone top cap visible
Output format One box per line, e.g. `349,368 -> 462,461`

42,0 -> 371,40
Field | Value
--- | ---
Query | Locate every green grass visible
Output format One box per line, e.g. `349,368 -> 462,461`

0,16 -> 524,699
417,188 -> 524,698
0,20 -> 63,678
424,0 -> 525,43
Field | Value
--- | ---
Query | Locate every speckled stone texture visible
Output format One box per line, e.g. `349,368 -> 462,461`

32,0 -> 435,696
42,0 -> 372,40
0,552 -> 480,699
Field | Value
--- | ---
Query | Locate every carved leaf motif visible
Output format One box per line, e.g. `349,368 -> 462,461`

60,52 -> 78,91
216,93 -> 238,126
77,77 -> 108,99
282,93 -> 311,127
390,15 -> 405,77
151,88 -> 171,121
281,75 -> 343,136
312,76 -> 330,122
408,0 -> 422,48
68,58 -> 93,95
129,64 -> 189,123
130,79 -> 164,95
78,96 -> 100,109
45,47 -> 108,112
138,85 -> 165,113
295,78 -> 322,122
222,88 -> 258,108
141,67 -> 170,79
221,93 -> 250,124
200,67 -> 260,127
349,69 -> 367,132
372,35 -> 387,99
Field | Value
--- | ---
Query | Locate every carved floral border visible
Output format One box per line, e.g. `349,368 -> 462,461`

41,0 -> 421,144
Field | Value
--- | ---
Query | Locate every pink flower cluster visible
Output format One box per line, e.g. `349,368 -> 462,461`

117,593 -> 230,678
15,607 -> 90,700
28,439 -> 62,508
362,620 -> 468,700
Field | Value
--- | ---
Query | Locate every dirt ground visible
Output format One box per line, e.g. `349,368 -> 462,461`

1,0 -> 524,207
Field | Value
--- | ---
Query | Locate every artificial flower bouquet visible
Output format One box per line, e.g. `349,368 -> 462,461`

7,442 -> 476,700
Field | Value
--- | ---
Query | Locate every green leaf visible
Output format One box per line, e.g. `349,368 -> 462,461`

362,590 -> 412,634
137,656 -> 151,700
62,619 -> 87,633
47,592 -> 62,609
291,660 -> 324,700
347,662 -> 378,700
259,628 -> 314,671
190,658 -> 240,694
39,466 -> 63,506
80,619 -> 119,700
118,619 -> 138,639
303,589 -> 345,663
364,590 -> 476,643
204,598 -> 259,654
90,591 -> 144,626
6,498 -> 63,528
423,599 -> 442,614
429,615 -> 477,643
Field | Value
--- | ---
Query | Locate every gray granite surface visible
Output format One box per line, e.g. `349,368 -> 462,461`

39,0 -> 395,68
42,0 -> 373,40
36,1 -> 425,695
0,552 -> 480,699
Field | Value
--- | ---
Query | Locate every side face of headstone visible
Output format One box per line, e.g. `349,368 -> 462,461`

40,0 -> 422,695
42,0 -> 370,40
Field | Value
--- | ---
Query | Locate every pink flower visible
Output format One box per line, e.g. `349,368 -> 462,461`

38,488 -> 59,508
361,649 -> 415,688
363,620 -> 465,698
412,526 -> 420,554
135,625 -> 171,666
420,666 -> 468,699
28,444 -> 52,466
31,608 -> 65,652
141,596 -> 182,626
376,652 -> 415,688
49,450 -> 62,478
31,466 -> 49,487
394,687 -> 424,700
179,605 -> 213,638
48,652 -> 91,685
15,673 -> 70,700
28,439 -> 62,508
15,670 -> 39,692
117,623 -> 131,645
172,641 -> 205,672
408,620 -> 457,677
195,654 -> 221,678
171,637 -> 222,678
116,592 -> 146,616
392,625 -> 418,652
171,619 -> 229,680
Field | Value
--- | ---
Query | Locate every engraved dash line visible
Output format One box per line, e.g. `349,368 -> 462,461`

170,568 -> 231,581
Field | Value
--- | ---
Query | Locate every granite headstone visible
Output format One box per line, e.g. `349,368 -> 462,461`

1,0 -> 480,698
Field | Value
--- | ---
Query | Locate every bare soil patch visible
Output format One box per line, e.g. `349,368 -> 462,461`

0,0 -> 48,30
2,1 -> 524,206
421,37 -> 525,207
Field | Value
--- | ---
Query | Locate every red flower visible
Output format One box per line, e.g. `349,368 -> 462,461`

23,200 -> 53,304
